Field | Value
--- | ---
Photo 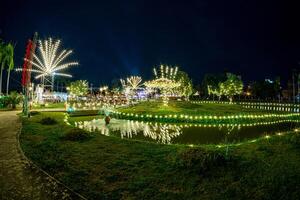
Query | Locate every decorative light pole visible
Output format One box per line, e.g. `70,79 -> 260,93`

21,32 -> 38,116
16,37 -> 78,91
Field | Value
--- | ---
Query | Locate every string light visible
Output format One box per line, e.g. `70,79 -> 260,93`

67,80 -> 88,97
126,76 -> 142,90
16,37 -> 78,82
191,101 -> 300,113
110,109 -> 300,123
73,118 -> 300,144
144,65 -> 180,105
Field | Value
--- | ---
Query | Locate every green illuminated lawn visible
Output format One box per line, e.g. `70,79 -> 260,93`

33,102 -> 65,109
20,112 -> 300,199
117,101 -> 280,116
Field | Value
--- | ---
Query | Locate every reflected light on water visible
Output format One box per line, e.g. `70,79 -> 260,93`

75,118 -> 245,144
73,118 -> 300,145
75,119 -> 183,144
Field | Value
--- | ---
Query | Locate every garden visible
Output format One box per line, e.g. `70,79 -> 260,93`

15,62 -> 300,199
20,110 -> 300,199
1,36 -> 299,199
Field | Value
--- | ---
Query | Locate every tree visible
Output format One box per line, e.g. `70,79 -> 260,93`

207,85 -> 222,100
55,76 -> 72,92
174,71 -> 193,100
201,73 -> 226,98
0,41 -> 14,95
5,43 -> 14,95
251,78 -> 281,100
67,80 -> 89,98
219,73 -> 243,102
111,78 -> 122,92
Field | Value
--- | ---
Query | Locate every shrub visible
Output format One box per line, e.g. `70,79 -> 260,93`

63,128 -> 90,141
0,96 -> 10,108
40,117 -> 58,125
289,132 -> 300,148
8,91 -> 22,109
30,111 -> 40,116
177,148 -> 226,173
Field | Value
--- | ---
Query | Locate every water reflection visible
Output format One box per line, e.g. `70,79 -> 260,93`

75,119 -> 182,144
74,118 -> 299,144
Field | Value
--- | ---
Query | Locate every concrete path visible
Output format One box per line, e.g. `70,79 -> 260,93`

0,111 -> 80,200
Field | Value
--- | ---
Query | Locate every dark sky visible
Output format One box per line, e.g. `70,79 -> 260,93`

1,0 -> 300,89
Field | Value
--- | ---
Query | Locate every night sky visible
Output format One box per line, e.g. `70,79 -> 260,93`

1,0 -> 300,89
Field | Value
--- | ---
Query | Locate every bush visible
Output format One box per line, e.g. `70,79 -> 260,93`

289,132 -> 300,148
177,148 -> 226,173
30,111 -> 40,116
40,117 -> 58,125
8,91 -> 22,109
63,128 -> 90,141
0,96 -> 11,108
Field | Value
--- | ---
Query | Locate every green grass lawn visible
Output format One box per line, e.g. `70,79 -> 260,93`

67,114 -> 103,124
117,101 -> 281,116
0,107 -> 21,111
32,102 -> 65,109
20,112 -> 300,199
0,102 -> 65,111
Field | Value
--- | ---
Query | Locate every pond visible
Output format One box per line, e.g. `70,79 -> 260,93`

74,118 -> 300,145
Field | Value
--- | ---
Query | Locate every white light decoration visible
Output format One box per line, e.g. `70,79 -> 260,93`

144,65 -> 180,105
120,76 -> 142,90
126,76 -> 142,90
110,108 -> 300,124
74,118 -> 182,144
67,80 -> 89,97
16,37 -> 78,89
120,76 -> 142,102
99,86 -> 108,92
69,117 -> 300,145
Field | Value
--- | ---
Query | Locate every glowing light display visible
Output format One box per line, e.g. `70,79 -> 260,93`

71,117 -> 300,145
120,76 -> 142,101
191,101 -> 300,113
16,37 -> 78,88
67,80 -> 89,97
144,65 -> 180,105
110,109 -> 300,123
74,119 -> 181,144
126,76 -> 142,90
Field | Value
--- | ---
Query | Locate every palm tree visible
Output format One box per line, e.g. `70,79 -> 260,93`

5,43 -> 14,95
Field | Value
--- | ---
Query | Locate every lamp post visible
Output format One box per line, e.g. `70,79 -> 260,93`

90,83 -> 93,95
51,72 -> 56,92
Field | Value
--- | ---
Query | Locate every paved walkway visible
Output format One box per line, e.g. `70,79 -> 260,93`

0,111 -> 80,200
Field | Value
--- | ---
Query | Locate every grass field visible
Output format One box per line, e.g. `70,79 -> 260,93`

117,101 -> 281,116
20,112 -> 300,199
33,102 -> 65,109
